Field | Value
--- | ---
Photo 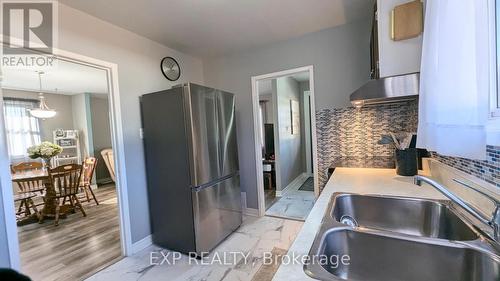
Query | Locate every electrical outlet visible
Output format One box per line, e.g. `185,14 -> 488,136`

139,128 -> 144,139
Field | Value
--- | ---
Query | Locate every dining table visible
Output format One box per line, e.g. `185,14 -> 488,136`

11,170 -> 62,223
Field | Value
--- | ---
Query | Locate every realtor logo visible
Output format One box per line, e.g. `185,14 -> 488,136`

2,1 -> 53,54
1,1 -> 57,69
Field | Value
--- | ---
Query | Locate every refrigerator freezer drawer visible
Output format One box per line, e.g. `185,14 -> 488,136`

192,175 -> 242,254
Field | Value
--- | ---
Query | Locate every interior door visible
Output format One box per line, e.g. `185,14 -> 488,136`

216,90 -> 239,177
186,84 -> 221,186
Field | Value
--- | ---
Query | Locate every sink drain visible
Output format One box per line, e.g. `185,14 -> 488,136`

340,215 -> 358,227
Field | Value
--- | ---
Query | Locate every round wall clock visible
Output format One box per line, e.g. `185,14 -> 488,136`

160,57 -> 181,81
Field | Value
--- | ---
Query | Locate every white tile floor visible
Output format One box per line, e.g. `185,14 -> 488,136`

86,216 -> 303,281
265,179 -> 315,221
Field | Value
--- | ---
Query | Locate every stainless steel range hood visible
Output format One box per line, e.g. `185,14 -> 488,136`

350,73 -> 419,108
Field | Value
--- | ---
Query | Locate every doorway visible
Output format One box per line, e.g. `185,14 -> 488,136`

0,47 -> 132,280
251,66 -> 319,220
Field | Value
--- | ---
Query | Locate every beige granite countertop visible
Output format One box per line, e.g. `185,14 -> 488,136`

272,167 -> 448,281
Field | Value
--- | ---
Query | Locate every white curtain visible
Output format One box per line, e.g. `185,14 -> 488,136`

417,0 -> 491,160
3,98 -> 41,160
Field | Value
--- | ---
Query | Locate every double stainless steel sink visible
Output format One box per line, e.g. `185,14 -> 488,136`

332,194 -> 478,240
305,193 -> 500,281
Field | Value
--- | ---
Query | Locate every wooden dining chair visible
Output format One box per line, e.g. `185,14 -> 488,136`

43,164 -> 86,226
100,149 -> 115,182
11,162 -> 46,217
13,176 -> 45,218
11,162 -> 45,194
80,157 -> 99,205
13,178 -> 42,222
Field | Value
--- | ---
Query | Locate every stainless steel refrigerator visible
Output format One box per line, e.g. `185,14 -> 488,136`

140,83 -> 242,256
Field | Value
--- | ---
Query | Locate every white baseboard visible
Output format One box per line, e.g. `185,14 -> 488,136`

131,234 -> 152,254
241,191 -> 247,209
240,191 -> 259,216
243,207 -> 260,217
276,173 -> 309,196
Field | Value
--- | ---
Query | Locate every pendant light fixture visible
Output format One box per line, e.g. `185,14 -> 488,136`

30,71 -> 56,119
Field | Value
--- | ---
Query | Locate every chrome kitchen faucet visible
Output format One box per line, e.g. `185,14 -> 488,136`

414,175 -> 500,243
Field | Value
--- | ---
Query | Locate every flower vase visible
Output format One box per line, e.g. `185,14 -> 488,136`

43,158 -> 52,170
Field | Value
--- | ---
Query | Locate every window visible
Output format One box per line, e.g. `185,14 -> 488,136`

3,98 -> 41,159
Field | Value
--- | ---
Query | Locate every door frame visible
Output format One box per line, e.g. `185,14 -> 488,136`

0,46 -> 132,269
251,65 -> 319,217
303,90 -> 313,175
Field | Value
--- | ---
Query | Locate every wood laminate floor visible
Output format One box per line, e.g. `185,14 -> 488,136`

18,184 -> 122,281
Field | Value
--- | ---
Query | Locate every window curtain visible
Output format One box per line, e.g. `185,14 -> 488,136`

417,0 -> 491,160
3,98 -> 41,160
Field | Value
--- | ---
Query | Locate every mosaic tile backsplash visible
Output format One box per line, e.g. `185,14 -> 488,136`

315,100 -> 499,190
430,146 -> 500,188
315,100 -> 419,189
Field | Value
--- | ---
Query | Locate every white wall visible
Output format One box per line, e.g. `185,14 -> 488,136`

274,77 -> 304,191
203,20 -> 371,208
377,0 -> 423,77
55,4 -> 205,243
2,89 -> 74,142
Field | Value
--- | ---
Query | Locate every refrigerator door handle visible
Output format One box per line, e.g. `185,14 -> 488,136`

216,91 -> 239,177
183,84 -> 197,186
191,173 -> 239,191
216,91 -> 224,175
184,84 -> 222,186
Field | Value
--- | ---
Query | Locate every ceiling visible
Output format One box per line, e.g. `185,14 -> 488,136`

2,59 -> 109,95
258,71 -> 310,95
60,0 -> 373,58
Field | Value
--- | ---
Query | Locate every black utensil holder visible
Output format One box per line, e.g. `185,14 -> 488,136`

395,148 -> 418,176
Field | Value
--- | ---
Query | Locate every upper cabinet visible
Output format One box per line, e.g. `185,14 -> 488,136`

375,0 -> 424,78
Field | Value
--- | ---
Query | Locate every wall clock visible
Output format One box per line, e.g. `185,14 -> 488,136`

160,57 -> 181,81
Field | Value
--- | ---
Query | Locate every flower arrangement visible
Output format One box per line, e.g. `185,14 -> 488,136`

27,142 -> 63,166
